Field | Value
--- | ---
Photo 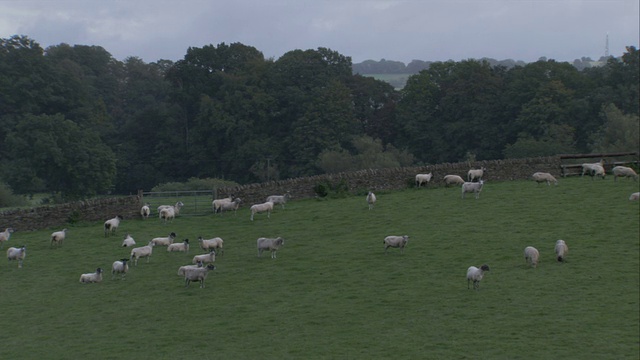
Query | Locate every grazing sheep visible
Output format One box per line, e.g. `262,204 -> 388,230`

415,173 -> 433,187
140,203 -> 150,219
157,201 -> 184,216
130,241 -> 154,266
198,236 -> 224,256
0,227 -> 14,249
177,261 -> 203,276
50,228 -> 67,247
612,166 -> 638,182
168,239 -> 190,253
383,235 -> 409,254
467,167 -> 486,182
250,201 -> 274,221
183,264 -> 216,288
524,246 -> 540,268
555,240 -> 569,262
532,172 -> 558,186
581,161 -> 606,180
121,233 -> 136,247
212,196 -> 233,214
366,191 -> 377,210
159,206 -> 176,224
192,251 -> 216,265
111,258 -> 130,280
443,175 -> 465,187
104,215 -> 123,237
266,193 -> 291,209
467,264 -> 490,290
150,232 -> 177,247
218,198 -> 242,215
630,192 -> 640,201
257,237 -> 285,259
79,268 -> 104,283
7,245 -> 26,268
462,180 -> 484,199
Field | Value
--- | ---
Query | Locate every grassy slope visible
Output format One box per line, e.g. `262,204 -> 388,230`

0,178 -> 638,359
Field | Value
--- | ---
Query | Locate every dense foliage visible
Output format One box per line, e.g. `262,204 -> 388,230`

0,35 -> 638,198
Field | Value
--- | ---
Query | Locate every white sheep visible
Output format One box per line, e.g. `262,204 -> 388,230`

7,245 -> 26,268
183,264 -> 216,288
212,196 -> 233,214
121,233 -> 136,247
167,239 -> 190,253
581,160 -> 606,180
630,192 -> 640,201
150,232 -> 177,247
443,175 -> 465,187
192,251 -> 216,265
177,261 -> 203,276
524,246 -> 540,268
462,180 -> 484,199
555,240 -> 569,262
366,191 -> 376,210
612,166 -> 638,182
79,267 -> 104,283
111,258 -> 130,280
198,236 -> 224,256
266,193 -> 291,209
250,201 -> 274,221
50,228 -> 67,247
415,173 -> 433,187
104,215 -> 123,237
157,201 -> 184,216
130,241 -> 154,266
218,198 -> 242,215
159,206 -> 176,224
467,264 -> 490,290
140,203 -> 150,219
383,235 -> 409,254
257,237 -> 285,259
467,167 -> 486,182
532,172 -> 558,186
0,227 -> 14,249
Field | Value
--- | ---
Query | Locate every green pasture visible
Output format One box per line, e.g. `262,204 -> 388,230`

1,177 -> 638,359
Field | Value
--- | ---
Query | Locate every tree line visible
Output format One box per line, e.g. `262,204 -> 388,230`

0,35 -> 637,200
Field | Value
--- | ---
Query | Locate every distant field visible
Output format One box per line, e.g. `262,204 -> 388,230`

361,73 -> 411,89
1,178 -> 638,359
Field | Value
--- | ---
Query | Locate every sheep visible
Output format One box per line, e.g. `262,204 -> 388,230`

630,192 -> 640,201
257,237 -> 285,259
415,173 -> 433,187
50,228 -> 67,247
159,206 -> 176,224
7,245 -> 26,268
467,167 -> 486,182
130,241 -> 154,266
581,160 -> 606,180
212,196 -> 234,214
555,240 -> 569,262
198,236 -> 224,256
157,201 -> 184,216
383,235 -> 409,254
462,180 -> 484,199
366,191 -> 376,210
140,203 -> 150,219
111,258 -> 129,280
612,166 -> 638,182
0,227 -> 14,249
167,239 -> 190,253
443,175 -> 465,187
80,268 -> 104,283
183,264 -> 216,288
532,172 -> 558,186
150,232 -> 177,247
467,264 -> 490,290
104,215 -> 123,237
250,201 -> 274,221
177,261 -> 203,276
266,193 -> 291,209
121,233 -> 136,247
218,198 -> 242,215
192,251 -> 216,265
524,246 -> 540,268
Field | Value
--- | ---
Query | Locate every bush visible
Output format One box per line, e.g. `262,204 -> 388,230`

0,182 -> 28,208
313,180 -> 350,198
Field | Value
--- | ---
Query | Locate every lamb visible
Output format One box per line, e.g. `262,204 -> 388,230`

130,241 -> 154,266
198,236 -> 224,256
104,215 -> 123,237
250,201 -> 274,221
524,246 -> 540,268
415,173 -> 433,187
79,268 -> 104,283
462,180 -> 484,199
266,193 -> 291,209
159,206 -> 176,224
383,235 -> 409,254
192,251 -> 216,265
0,227 -> 14,249
218,198 -> 242,215
467,264 -> 490,290
443,175 -> 465,187
555,240 -> 569,262
121,233 -> 136,247
111,258 -> 129,280
630,192 -> 640,201
467,167 -> 486,182
257,237 -> 285,259
140,203 -> 150,219
150,232 -> 177,247
532,172 -> 558,186
50,228 -> 67,247
183,264 -> 216,288
177,261 -> 203,276
612,166 -> 638,182
366,191 -> 376,210
157,201 -> 184,216
167,239 -> 190,253
7,245 -> 26,268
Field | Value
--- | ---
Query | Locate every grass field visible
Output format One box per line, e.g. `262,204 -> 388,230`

1,178 -> 638,359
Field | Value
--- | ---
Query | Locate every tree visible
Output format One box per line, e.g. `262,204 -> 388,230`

591,104 -> 639,153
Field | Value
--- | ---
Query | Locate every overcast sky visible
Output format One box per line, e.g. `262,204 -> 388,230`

1,0 -> 638,64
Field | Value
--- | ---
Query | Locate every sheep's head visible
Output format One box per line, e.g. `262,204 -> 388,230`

480,264 -> 490,271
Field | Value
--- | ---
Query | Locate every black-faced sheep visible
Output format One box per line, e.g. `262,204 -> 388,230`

555,240 -> 568,262
183,264 -> 216,288
150,232 -> 177,247
167,239 -> 190,253
140,204 -> 150,219
121,233 -> 136,247
104,215 -> 123,237
524,246 -> 540,268
80,268 -> 103,283
467,264 -> 490,290
111,259 -> 129,280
